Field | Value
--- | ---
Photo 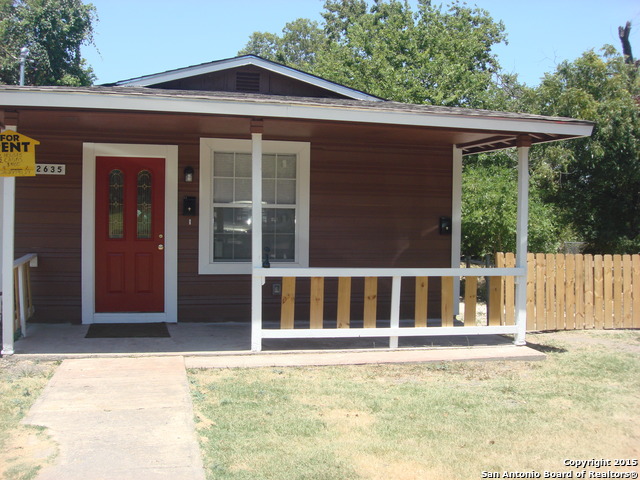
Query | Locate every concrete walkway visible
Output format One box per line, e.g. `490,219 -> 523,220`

22,356 -> 206,480
185,344 -> 545,368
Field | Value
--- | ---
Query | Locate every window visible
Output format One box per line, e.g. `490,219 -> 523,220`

199,138 -> 310,274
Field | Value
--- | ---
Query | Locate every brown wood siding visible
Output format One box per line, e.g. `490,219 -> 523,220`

12,109 -> 452,323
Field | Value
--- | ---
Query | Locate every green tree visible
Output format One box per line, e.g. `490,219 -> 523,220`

0,0 -> 97,86
462,152 -> 563,258
240,0 -> 508,108
527,46 -> 640,253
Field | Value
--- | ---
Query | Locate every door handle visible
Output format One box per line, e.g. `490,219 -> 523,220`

158,244 -> 164,250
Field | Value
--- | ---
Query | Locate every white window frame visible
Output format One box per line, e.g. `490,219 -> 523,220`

199,138 -> 310,274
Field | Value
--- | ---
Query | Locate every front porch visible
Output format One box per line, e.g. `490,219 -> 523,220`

10,322 -> 548,365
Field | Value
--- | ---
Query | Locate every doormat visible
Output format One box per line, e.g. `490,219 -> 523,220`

85,323 -> 170,338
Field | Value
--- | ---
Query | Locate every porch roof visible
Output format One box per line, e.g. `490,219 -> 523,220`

0,85 -> 593,154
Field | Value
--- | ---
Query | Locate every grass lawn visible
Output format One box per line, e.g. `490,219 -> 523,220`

188,330 -> 640,480
0,359 -> 58,480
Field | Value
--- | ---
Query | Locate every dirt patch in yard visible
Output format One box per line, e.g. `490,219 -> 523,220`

528,329 -> 640,354
0,425 -> 57,480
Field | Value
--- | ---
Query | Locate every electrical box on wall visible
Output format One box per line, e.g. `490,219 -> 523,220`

183,196 -> 197,216
439,216 -> 452,235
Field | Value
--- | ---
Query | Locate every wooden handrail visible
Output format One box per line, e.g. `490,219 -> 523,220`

2,253 -> 37,338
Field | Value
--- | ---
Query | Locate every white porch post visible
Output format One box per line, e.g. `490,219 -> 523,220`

1,123 -> 18,355
514,135 -> 531,346
251,122 -> 264,352
451,146 -> 463,316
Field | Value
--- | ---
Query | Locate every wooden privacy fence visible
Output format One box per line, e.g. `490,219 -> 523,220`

495,253 -> 640,331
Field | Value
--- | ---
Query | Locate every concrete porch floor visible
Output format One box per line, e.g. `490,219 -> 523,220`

9,322 -> 546,365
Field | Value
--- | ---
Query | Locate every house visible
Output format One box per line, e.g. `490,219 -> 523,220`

0,55 -> 593,354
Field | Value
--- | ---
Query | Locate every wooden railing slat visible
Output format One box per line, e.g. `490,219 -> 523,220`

441,276 -> 454,327
280,277 -> 296,329
504,253 -> 515,325
310,277 -> 324,329
464,275 -> 477,327
488,275 -> 502,326
337,277 -> 352,328
363,277 -> 377,328
414,276 -> 428,328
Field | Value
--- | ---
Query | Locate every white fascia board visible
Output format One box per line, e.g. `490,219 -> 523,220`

117,56 -> 380,101
0,90 -> 594,138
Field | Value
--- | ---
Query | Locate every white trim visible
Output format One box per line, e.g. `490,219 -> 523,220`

251,133 -> 263,270
198,138 -> 310,275
1,177 -> 16,354
0,90 -> 594,140
251,133 -> 263,352
451,146 -> 463,315
255,267 -> 524,278
514,145 -> 530,345
113,56 -> 380,101
389,276 -> 401,348
260,325 -> 518,339
81,143 -> 178,324
1,124 -> 17,355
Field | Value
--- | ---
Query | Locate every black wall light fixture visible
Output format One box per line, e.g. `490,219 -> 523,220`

439,216 -> 452,235
184,166 -> 194,182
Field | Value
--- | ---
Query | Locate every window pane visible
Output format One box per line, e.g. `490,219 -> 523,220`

235,178 -> 251,202
136,170 -> 152,239
264,208 -> 295,261
262,154 -> 276,178
213,207 -> 252,261
277,179 -> 296,204
235,153 -> 252,177
108,169 -> 124,239
213,178 -> 233,203
274,234 -> 295,260
262,179 -> 276,204
213,152 -> 234,176
277,155 -> 296,178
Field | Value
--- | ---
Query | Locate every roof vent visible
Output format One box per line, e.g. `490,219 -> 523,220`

236,71 -> 261,92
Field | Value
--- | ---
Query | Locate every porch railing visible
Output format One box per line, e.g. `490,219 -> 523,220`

1,253 -> 37,339
251,266 -> 524,351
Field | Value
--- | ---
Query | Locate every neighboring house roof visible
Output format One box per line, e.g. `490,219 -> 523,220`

0,85 -> 593,154
104,55 -> 382,102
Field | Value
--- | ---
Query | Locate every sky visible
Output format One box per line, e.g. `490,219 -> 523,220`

82,0 -> 640,87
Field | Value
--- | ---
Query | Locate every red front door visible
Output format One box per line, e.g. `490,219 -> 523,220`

95,156 -> 165,312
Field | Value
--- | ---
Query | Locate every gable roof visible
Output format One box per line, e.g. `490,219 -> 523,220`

105,55 -> 382,102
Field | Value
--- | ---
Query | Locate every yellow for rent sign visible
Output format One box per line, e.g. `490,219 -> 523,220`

0,130 -> 39,177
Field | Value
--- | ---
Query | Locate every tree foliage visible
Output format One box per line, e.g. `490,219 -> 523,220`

462,153 -> 563,258
240,0 -> 507,108
526,47 -> 640,253
0,0 -> 97,86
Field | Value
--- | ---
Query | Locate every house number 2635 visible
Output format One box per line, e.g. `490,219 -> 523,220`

35,164 -> 65,175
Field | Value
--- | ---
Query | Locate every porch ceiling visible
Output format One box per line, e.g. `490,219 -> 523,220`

0,85 -> 593,154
